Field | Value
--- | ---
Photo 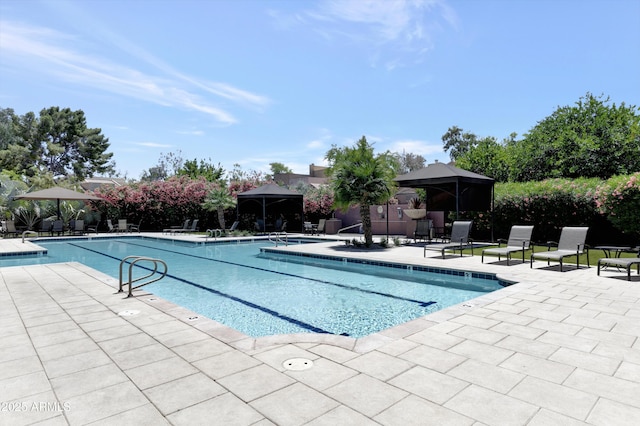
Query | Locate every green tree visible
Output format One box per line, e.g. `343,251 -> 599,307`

512,93 -> 640,181
177,158 -> 225,182
455,136 -> 511,181
325,136 -> 398,247
201,185 -> 237,230
36,107 -> 114,180
396,150 -> 426,174
269,162 -> 293,176
442,126 -> 478,161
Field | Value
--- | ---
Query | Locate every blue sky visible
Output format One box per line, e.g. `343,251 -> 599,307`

1,0 -> 639,180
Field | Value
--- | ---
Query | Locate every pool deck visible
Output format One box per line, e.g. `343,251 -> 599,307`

1,233 -> 639,425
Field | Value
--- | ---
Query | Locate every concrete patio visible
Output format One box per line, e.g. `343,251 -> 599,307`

1,234 -> 639,425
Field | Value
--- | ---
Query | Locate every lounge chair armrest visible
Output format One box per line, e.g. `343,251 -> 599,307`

546,240 -> 558,250
497,238 -> 507,247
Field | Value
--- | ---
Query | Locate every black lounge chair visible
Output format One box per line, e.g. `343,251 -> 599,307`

597,248 -> 640,281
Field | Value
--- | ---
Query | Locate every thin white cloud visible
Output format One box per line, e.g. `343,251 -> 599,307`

176,130 -> 205,136
135,142 -> 173,148
0,20 -> 270,123
282,0 -> 458,69
389,139 -> 443,156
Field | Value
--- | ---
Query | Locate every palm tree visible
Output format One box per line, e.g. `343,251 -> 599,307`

201,186 -> 236,231
325,136 -> 399,247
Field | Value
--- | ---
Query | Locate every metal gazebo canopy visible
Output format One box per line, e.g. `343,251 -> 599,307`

395,162 -> 495,219
236,183 -> 304,232
13,186 -> 101,219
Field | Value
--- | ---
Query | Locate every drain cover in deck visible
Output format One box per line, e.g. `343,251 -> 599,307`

282,358 -> 314,371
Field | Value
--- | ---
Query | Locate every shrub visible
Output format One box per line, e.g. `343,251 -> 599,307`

596,172 -> 640,239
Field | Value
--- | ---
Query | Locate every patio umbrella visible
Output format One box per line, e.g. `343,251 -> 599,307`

13,187 -> 101,219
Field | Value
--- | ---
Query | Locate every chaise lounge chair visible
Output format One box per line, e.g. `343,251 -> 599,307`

1,220 -> 21,238
38,219 -> 52,236
69,219 -> 85,236
597,247 -> 640,281
414,219 -> 433,243
482,225 -> 534,265
424,220 -> 474,259
171,219 -> 199,234
530,226 -> 589,271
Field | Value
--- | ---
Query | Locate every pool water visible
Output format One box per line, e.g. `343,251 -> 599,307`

2,238 -> 505,338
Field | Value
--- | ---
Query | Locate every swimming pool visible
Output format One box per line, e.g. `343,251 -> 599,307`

2,237 -> 507,338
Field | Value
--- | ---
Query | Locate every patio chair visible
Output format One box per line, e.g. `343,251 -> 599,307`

424,221 -> 474,259
303,221 -> 315,235
69,219 -> 85,236
317,219 -> 326,235
228,221 -> 239,232
1,220 -> 21,238
530,226 -> 589,272
414,219 -> 433,243
118,219 -> 127,233
597,247 -> 640,281
482,225 -> 534,265
38,219 -> 52,236
171,219 -> 199,234
107,219 -> 119,232
51,220 -> 64,236
128,220 -> 142,233
163,219 -> 190,234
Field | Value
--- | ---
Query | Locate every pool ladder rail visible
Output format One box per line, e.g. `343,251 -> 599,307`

269,232 -> 288,247
118,255 -> 168,298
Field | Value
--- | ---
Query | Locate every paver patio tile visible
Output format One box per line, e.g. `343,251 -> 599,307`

405,328 -> 464,349
144,372 -> 226,415
168,392 -> 264,425
64,381 -> 152,425
448,339 -> 514,365
171,336 -> 233,362
587,398 -> 640,425
251,383 -> 338,425
88,403 -> 171,426
285,357 -> 357,391
450,314 -> 500,329
111,342 -> 174,370
500,352 -> 574,384
399,343 -> 466,373
444,384 -> 537,425
548,347 -> 621,375
152,327 -> 210,348
450,325 -> 507,345
615,361 -> 640,382
592,342 -> 640,364
97,332 -> 158,355
0,371 -> 51,402
375,337 -> 419,356
217,364 -> 295,402
527,408 -> 591,426
388,366 -> 468,405
536,331 -> 598,352
326,374 -> 407,417
0,390 -> 64,426
84,323 -> 142,342
41,349 -> 112,379
78,316 -> 128,332
37,337 -> 100,362
448,359 -> 524,394
307,344 -> 359,363
193,349 -> 261,380
125,356 -> 198,390
26,320 -> 78,337
0,355 -> 42,381
564,368 -> 640,409
374,394 -> 474,426
50,363 -> 129,400
306,405 -> 379,425
509,376 -> 597,420
344,350 -> 414,381
21,312 -> 70,328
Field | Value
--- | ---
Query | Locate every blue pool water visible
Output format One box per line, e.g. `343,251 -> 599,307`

1,237 -> 506,338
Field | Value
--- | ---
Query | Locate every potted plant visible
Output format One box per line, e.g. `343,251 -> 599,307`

403,197 -> 427,219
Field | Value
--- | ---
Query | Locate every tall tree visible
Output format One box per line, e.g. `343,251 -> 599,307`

442,126 -> 478,161
512,93 -> 640,181
36,107 -> 114,180
396,150 -> 426,174
325,136 -> 399,247
177,158 -> 225,182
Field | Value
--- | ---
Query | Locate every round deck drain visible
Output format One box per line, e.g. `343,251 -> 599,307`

282,358 -> 314,371
118,309 -> 140,317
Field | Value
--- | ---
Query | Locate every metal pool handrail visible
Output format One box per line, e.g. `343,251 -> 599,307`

268,232 -> 288,247
118,255 -> 168,298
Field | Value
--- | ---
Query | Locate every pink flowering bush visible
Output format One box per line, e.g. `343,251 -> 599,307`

303,186 -> 334,221
92,176 -> 215,229
596,172 -> 640,237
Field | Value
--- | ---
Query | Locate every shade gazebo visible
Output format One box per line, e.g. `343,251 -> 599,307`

236,184 -> 304,232
13,187 -> 101,219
